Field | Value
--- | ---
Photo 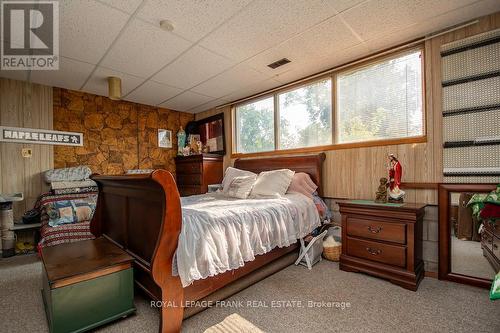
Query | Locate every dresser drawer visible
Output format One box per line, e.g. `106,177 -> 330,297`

179,186 -> 202,197
481,230 -> 493,252
177,174 -> 202,185
346,217 -> 406,244
176,163 -> 202,174
346,237 -> 406,267
493,235 -> 500,260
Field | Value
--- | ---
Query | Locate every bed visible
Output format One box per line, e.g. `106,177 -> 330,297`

89,153 -> 326,333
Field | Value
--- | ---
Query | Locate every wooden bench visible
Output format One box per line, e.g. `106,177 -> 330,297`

41,237 -> 136,333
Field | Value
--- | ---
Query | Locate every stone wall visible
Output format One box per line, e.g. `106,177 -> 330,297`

53,88 -> 194,175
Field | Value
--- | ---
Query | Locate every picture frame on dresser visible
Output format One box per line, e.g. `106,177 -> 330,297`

438,183 -> 498,289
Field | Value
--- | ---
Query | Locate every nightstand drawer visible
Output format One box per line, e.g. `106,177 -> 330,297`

346,237 -> 406,267
176,174 -> 202,185
346,217 -> 406,244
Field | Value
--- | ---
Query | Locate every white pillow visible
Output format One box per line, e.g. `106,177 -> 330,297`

226,175 -> 257,199
250,169 -> 295,198
222,167 -> 256,193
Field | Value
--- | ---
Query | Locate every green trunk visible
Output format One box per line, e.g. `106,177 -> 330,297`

42,267 -> 135,333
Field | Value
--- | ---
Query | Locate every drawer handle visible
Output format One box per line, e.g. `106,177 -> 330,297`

367,226 -> 383,234
366,247 -> 382,255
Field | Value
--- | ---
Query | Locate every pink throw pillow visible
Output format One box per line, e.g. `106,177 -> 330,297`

287,172 -> 318,198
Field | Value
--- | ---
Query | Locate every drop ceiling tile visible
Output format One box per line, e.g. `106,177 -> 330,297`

363,0 -> 500,53
245,16 -> 361,75
159,91 -> 214,112
222,78 -> 283,102
0,69 -> 29,82
59,0 -> 129,64
124,80 -> 183,106
341,0 -> 478,42
101,18 -> 192,78
188,98 -> 230,114
273,44 -> 371,84
200,0 -> 340,61
29,57 -> 95,90
137,0 -> 252,42
191,63 -> 271,99
331,0 -> 367,13
153,46 -> 235,89
96,0 -> 142,14
82,66 -> 145,97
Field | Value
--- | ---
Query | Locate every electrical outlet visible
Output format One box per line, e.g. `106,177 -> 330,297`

21,148 -> 32,158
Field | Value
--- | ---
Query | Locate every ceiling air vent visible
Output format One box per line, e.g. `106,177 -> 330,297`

267,58 -> 291,69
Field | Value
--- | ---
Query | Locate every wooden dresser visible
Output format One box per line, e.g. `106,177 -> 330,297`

482,220 -> 500,272
338,201 -> 426,291
175,154 -> 223,196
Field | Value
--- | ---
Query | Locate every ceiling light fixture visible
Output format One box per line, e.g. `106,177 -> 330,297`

107,77 -> 121,100
160,20 -> 174,32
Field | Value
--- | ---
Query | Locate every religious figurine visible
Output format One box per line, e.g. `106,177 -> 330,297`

387,154 -> 405,202
176,126 -> 186,155
375,177 -> 388,203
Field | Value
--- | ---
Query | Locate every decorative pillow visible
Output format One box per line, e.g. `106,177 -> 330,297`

287,172 -> 318,198
226,175 -> 257,199
46,197 -> 97,227
44,166 -> 92,183
222,167 -> 257,193
250,169 -> 295,198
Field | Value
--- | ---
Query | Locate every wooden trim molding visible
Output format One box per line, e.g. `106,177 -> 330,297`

401,182 -> 439,190
52,263 -> 132,289
231,135 -> 427,159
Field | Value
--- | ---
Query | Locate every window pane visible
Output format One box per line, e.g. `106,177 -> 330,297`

236,97 -> 275,153
278,79 -> 332,149
337,50 -> 423,143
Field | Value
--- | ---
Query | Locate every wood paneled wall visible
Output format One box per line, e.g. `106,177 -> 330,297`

0,78 -> 53,219
195,12 -> 500,205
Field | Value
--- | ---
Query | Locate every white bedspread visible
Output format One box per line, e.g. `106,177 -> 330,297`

175,192 -> 320,287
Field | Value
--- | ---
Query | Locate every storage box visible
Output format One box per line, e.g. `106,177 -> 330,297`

41,238 -> 136,333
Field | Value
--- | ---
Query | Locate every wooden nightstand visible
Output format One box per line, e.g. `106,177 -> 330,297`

338,201 -> 425,291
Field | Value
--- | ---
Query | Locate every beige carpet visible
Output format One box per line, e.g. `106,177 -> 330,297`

0,254 -> 499,333
451,235 -> 496,280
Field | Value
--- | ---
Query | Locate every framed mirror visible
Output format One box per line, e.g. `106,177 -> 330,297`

197,113 -> 225,155
438,183 -> 498,288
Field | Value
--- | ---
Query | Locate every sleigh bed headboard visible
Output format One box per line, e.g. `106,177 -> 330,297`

234,153 -> 326,196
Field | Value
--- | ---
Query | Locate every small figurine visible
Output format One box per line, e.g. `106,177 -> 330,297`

388,154 -> 405,202
375,177 -> 388,203
182,146 -> 190,156
177,126 -> 186,155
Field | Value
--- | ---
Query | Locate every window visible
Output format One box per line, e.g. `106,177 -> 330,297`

278,79 -> 332,149
235,96 -> 274,153
336,50 -> 423,143
233,47 -> 425,155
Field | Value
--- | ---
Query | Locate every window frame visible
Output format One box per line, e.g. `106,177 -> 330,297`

232,45 -> 426,158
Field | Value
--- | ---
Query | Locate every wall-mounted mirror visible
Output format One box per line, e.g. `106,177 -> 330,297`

439,184 -> 499,288
197,113 -> 225,155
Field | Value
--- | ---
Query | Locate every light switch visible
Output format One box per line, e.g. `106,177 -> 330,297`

22,148 -> 32,158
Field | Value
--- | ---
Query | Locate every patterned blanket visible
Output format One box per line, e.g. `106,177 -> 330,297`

36,192 -> 97,249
